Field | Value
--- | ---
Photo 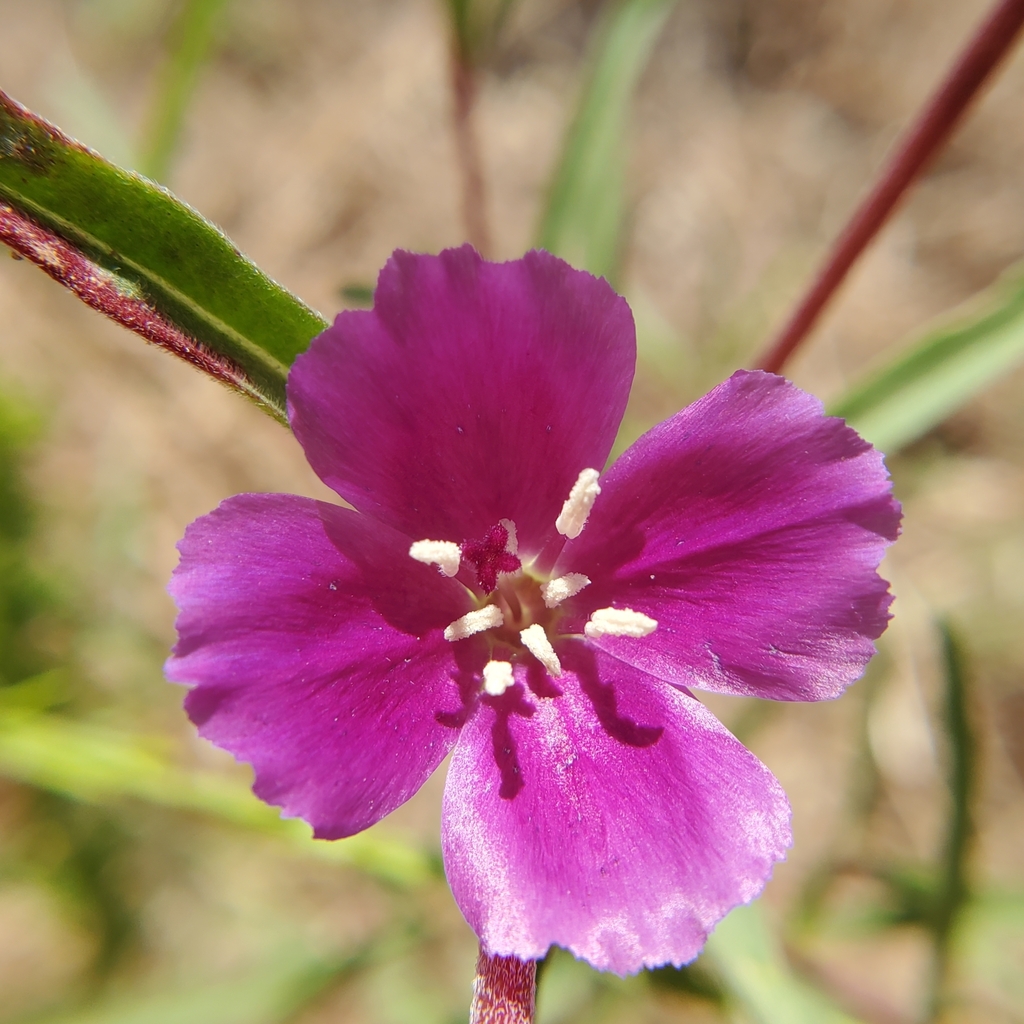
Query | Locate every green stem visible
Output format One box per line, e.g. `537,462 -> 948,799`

140,0 -> 231,182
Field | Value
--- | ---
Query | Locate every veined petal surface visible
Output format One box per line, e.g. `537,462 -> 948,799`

167,494 -> 475,838
559,371 -> 901,701
288,246 -> 635,555
441,645 -> 791,974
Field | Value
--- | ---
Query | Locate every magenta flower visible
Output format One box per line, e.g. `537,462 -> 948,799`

166,246 -> 900,974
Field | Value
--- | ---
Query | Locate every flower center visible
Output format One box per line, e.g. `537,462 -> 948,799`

408,472 -> 659,697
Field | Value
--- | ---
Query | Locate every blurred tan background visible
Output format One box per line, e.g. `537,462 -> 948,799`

1,1 -> 1023,1022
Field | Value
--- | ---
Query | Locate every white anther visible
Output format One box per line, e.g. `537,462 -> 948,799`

483,660 -> 515,697
499,518 -> 518,555
409,539 -> 461,577
584,607 -> 658,639
540,573 -> 591,608
555,468 -> 601,539
519,623 -> 562,677
444,605 -> 504,641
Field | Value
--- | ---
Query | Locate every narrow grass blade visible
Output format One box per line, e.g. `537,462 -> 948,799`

0,710 -> 433,887
140,0 -> 231,182
926,623 -> 977,1017
0,90 -> 327,421
536,0 -> 676,281
830,260 -> 1024,452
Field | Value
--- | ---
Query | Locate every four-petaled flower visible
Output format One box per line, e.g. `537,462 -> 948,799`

166,246 -> 901,974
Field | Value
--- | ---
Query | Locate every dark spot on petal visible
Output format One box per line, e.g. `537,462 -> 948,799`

569,645 -> 663,748
492,712 -> 524,799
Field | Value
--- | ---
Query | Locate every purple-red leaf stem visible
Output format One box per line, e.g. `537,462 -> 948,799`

0,202 -> 259,405
753,0 -> 1024,375
470,949 -> 536,1024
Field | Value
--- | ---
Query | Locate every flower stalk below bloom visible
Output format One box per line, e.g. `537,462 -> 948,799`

470,948 -> 536,1024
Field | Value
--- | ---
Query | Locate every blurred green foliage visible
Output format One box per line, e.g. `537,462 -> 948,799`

537,0 -> 676,283
139,0 -> 231,182
0,709 -> 435,886
706,905 -> 863,1024
448,0 -> 519,67
832,259 -> 1024,454
33,948 -> 361,1024
2,1 -> 1024,1021
0,395 -> 54,690
0,390 -> 142,994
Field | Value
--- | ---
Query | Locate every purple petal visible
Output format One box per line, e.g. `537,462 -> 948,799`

288,246 -> 635,557
167,494 -> 478,839
558,371 -> 902,701
441,645 -> 791,974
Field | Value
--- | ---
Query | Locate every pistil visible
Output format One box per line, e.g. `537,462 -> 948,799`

462,522 -> 522,592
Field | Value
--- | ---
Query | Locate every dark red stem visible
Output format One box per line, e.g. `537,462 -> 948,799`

754,0 -> 1024,375
470,948 -> 536,1024
0,202 -> 254,399
451,48 -> 492,257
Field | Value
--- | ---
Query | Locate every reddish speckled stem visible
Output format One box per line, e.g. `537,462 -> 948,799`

0,201 -> 253,396
754,0 -> 1024,375
470,948 -> 536,1024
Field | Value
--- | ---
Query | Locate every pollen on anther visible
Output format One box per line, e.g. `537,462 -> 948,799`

409,539 -> 460,577
555,468 -> 601,539
520,623 -> 562,677
540,573 -> 591,608
499,518 -> 518,555
584,607 -> 658,639
444,605 -> 504,641
483,660 -> 514,696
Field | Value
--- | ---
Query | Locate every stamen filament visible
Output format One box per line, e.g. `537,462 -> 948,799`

498,577 -> 523,624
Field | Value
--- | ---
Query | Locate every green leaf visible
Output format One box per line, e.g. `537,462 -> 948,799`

536,0 -> 676,282
705,904 -> 864,1024
830,260 -> 1024,452
0,90 -> 327,421
0,710 -> 433,887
